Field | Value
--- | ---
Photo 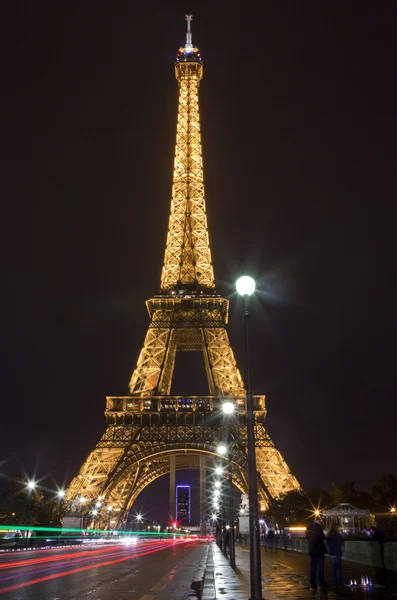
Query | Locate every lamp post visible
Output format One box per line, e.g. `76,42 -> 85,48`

236,275 -> 263,600
107,505 -> 113,534
26,480 -> 36,549
222,400 -> 236,568
135,513 -> 143,534
79,496 -> 86,531
390,506 -> 396,537
56,490 -> 65,542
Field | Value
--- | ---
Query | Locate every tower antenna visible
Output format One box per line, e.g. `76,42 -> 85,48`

185,14 -> 193,52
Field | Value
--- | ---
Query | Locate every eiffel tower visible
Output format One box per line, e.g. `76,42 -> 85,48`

65,16 -> 300,532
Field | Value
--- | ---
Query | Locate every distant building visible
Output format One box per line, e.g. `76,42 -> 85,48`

176,485 -> 190,524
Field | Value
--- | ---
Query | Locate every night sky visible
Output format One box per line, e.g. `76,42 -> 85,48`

1,2 -> 396,521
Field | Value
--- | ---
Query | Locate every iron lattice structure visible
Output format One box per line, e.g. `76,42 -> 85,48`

66,17 -> 300,528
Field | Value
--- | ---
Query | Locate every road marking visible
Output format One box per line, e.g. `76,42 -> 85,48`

150,582 -> 166,591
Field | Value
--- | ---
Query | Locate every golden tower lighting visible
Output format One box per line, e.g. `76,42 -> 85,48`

65,16 -> 300,530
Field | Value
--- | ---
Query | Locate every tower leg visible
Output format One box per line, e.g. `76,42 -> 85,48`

200,455 -> 206,536
169,455 -> 176,521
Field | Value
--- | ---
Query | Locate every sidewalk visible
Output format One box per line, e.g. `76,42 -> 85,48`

202,542 -> 397,600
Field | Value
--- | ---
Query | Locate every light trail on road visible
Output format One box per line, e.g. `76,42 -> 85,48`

0,538 -> 197,595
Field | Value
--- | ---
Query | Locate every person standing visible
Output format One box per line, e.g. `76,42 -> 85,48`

326,523 -> 344,588
307,522 -> 328,591
267,528 -> 275,552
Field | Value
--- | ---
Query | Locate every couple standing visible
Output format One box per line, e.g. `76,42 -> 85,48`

308,522 -> 344,591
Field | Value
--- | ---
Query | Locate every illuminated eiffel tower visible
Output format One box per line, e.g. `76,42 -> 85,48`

66,16 -> 300,531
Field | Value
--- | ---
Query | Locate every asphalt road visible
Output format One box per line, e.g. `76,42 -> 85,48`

0,538 -> 208,599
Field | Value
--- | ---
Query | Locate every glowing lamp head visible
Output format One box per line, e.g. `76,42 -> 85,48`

236,276 -> 256,296
27,480 -> 36,491
107,505 -> 113,512
222,401 -> 234,414
92,509 -> 98,516
391,507 -> 396,514
217,444 -> 227,455
57,490 -> 65,498
215,481 -> 221,488
79,496 -> 86,504
215,466 -> 223,476
96,501 -> 101,508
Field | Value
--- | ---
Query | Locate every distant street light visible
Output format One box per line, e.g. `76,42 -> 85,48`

25,480 -> 37,549
236,275 -> 263,600
217,444 -> 227,455
390,507 -> 397,536
222,401 -> 234,414
215,466 -> 223,476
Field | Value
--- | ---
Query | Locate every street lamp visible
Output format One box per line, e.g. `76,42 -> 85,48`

390,507 -> 396,537
222,401 -> 234,414
215,466 -> 223,476
217,444 -> 227,455
25,480 -> 36,548
236,275 -> 263,600
135,513 -> 143,533
222,401 -> 236,568
26,480 -> 36,523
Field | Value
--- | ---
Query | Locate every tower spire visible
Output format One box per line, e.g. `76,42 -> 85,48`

185,14 -> 193,52
160,16 -> 214,292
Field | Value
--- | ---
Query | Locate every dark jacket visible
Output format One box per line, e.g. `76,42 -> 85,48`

307,523 -> 327,556
326,532 -> 344,557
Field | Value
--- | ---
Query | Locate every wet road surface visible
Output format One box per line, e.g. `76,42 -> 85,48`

0,538 -> 208,600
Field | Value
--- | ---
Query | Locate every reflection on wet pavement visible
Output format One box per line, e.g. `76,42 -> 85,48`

206,543 -> 395,600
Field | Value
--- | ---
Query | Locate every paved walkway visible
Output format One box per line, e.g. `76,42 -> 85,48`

202,543 -> 397,600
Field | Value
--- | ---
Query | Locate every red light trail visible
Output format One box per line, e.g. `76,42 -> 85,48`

0,538 -> 197,595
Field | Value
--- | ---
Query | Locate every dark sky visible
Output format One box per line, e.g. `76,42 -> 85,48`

1,1 -> 396,517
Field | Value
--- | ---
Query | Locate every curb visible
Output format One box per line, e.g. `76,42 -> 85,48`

191,544 -> 214,600
201,544 -> 215,600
